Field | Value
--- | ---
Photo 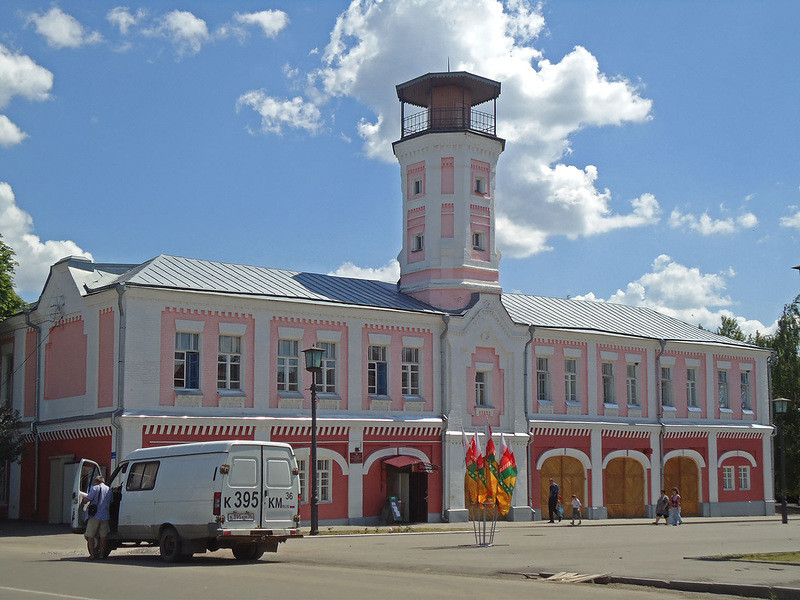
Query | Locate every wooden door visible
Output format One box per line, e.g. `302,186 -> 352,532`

604,457 -> 645,518
539,456 -> 586,511
664,457 -> 700,516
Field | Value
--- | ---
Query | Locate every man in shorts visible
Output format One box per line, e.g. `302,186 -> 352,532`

82,475 -> 112,559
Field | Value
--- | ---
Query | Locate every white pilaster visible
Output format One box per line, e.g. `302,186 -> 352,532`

587,341 -> 597,417
347,428 -> 364,521
708,432 -> 718,503
590,428 -> 603,509
763,433 -> 775,502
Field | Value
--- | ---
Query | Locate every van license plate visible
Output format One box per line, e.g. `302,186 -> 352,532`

228,512 -> 255,522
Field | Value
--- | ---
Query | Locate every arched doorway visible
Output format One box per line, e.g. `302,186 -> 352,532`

539,455 -> 586,514
663,456 -> 699,516
604,457 -> 645,517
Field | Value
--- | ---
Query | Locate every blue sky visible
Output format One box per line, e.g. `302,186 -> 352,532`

1,0 -> 798,335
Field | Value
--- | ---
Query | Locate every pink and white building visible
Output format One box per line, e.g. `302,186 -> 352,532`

0,72 -> 774,524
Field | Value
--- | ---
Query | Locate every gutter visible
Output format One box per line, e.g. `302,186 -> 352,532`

111,283 -> 126,469
656,339 -> 667,490
23,307 -> 41,516
440,314 -> 449,522
524,325 -> 535,512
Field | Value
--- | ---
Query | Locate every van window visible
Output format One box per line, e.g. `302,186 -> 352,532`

229,458 -> 258,487
108,462 -> 128,489
126,461 -> 159,491
266,459 -> 291,487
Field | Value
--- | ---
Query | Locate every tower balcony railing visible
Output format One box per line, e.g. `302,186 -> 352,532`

401,107 -> 496,138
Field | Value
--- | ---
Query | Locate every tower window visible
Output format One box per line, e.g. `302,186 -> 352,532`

411,234 -> 424,252
472,232 -> 484,250
412,179 -> 423,196
474,177 -> 486,194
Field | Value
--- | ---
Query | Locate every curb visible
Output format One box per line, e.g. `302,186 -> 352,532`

600,575 -> 800,600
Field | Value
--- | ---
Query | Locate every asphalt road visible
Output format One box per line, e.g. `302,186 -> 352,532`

0,517 -> 797,600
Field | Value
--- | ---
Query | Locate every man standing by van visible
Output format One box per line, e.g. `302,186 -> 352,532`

82,475 -> 112,559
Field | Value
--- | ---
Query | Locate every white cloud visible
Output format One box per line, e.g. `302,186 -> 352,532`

0,182 -> 92,296
236,90 -> 323,135
0,115 -> 27,147
27,7 -> 103,49
574,254 -> 775,337
286,0 -> 658,257
234,10 -> 289,38
328,260 -> 400,283
779,207 -> 800,231
145,10 -> 210,56
668,208 -> 759,235
107,7 -> 146,35
0,43 -> 54,107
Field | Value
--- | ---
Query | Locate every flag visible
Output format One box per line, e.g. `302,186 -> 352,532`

473,432 -> 490,504
463,431 -> 479,504
483,424 -> 499,505
496,433 -> 518,516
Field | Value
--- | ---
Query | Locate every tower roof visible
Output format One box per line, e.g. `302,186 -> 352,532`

396,71 -> 501,108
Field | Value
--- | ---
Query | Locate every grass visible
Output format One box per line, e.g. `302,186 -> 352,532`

706,551 -> 800,564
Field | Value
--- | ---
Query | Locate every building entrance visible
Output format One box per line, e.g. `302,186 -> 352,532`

539,455 -> 586,516
664,456 -> 700,516
605,457 -> 645,518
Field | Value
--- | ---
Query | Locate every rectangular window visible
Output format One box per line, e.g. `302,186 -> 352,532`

411,234 -> 424,252
738,465 -> 751,491
217,335 -> 242,390
660,366 -> 672,407
626,364 -> 638,406
126,461 -> 160,491
319,342 -> 337,394
565,358 -> 578,403
474,177 -> 486,194
298,459 -> 307,504
536,357 -> 550,402
740,371 -> 751,410
602,362 -> 615,404
317,459 -> 332,503
413,179 -> 422,196
718,370 -> 729,409
722,465 -> 735,491
475,371 -> 489,406
686,368 -> 698,408
401,347 -> 420,396
472,231 -> 484,250
174,332 -> 200,389
277,339 -> 299,392
368,345 -> 388,396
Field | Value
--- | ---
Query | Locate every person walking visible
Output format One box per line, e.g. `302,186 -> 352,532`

669,487 -> 683,526
570,494 -> 582,525
81,475 -> 113,558
548,478 -> 561,523
653,489 -> 670,525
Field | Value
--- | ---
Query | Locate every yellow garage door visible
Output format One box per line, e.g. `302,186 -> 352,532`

664,457 -> 700,516
539,455 -> 586,512
604,457 -> 645,518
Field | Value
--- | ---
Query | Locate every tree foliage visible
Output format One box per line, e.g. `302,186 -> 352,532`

716,315 -> 746,342
0,235 -> 25,320
0,404 -> 24,464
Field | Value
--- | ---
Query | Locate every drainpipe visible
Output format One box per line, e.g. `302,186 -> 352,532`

524,325 -> 535,512
23,307 -> 41,516
111,284 -> 126,470
656,339 -> 667,490
439,314 -> 449,522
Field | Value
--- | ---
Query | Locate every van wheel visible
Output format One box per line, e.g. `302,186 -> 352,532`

159,527 -> 183,563
232,545 -> 263,561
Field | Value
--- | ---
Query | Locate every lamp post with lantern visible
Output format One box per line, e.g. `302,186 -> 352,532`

773,397 -> 790,524
302,345 -> 324,536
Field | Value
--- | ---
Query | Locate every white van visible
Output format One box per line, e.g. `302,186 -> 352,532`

72,440 -> 302,562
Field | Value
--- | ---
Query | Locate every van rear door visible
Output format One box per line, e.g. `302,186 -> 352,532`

70,459 -> 101,533
262,447 -> 298,531
222,445 -> 263,529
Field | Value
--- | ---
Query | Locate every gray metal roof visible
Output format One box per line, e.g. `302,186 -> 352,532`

87,254 -> 440,314
501,293 -> 759,349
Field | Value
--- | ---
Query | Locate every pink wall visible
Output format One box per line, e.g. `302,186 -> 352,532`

470,159 -> 490,197
406,160 -> 425,199
467,347 -> 504,427
660,352 -> 707,419
470,204 -> 490,262
532,340 -> 588,415
160,308 -> 255,408
595,344 -> 649,418
97,308 -> 115,408
44,317 -> 87,401
24,329 -> 36,417
441,203 -> 454,238
441,157 -> 454,194
713,355 -> 756,419
716,437 -> 763,501
406,206 -> 425,264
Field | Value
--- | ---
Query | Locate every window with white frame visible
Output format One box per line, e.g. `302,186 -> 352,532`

472,231 -> 484,250
474,176 -> 486,194
298,458 -> 331,503
738,465 -> 751,490
217,335 -> 242,390
740,371 -> 751,410
686,368 -> 698,408
718,370 -> 729,409
368,345 -> 388,396
602,362 -> 615,404
277,339 -> 300,392
722,465 -> 735,491
536,357 -> 550,402
411,233 -> 423,252
319,342 -> 337,394
475,371 -> 490,406
174,332 -> 200,389
298,458 -> 307,504
401,347 -> 420,396
660,366 -> 673,407
626,364 -> 638,406
565,358 -> 578,403
412,178 -> 423,196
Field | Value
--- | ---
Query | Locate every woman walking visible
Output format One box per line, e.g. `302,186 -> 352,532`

669,487 -> 683,526
653,489 -> 670,525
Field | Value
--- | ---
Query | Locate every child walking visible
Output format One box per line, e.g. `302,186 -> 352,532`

570,494 -> 582,525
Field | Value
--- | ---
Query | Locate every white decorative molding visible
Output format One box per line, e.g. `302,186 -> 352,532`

175,319 -> 204,333
664,448 -> 707,468
279,397 -> 303,409
362,446 -> 431,474
743,410 -> 756,420
600,351 -> 618,361
627,407 -> 643,418
175,394 -> 202,407
403,400 -> 425,412
625,353 -> 642,363
370,399 -> 391,411
317,398 -> 341,410
685,358 -> 701,368
564,348 -> 582,358
660,356 -> 676,366
475,362 -> 494,371
402,336 -> 424,348
219,396 -> 244,408
567,404 -> 582,415
536,448 -> 591,471
717,450 -> 757,468
317,330 -> 342,343
369,333 -> 391,345
278,327 -> 305,339
535,345 -> 554,356
720,410 -> 733,420
602,449 -> 651,470
294,447 -> 350,476
717,360 -> 732,369
739,363 -> 753,371
537,402 -> 554,415
604,405 -> 619,417
219,322 -> 247,336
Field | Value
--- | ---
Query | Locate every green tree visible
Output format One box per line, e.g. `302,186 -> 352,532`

716,315 -> 746,341
0,235 -> 25,320
0,404 -> 24,464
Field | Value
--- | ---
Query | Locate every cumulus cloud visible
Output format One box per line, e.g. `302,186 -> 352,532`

0,115 -> 27,147
234,10 -> 289,38
107,7 -> 146,35
328,259 -> 400,283
236,91 -> 323,135
250,0 -> 657,256
144,10 -> 210,56
668,208 -> 759,235
0,182 -> 92,296
0,43 -> 54,107
780,207 -> 800,231
27,7 -> 103,49
574,254 -> 775,337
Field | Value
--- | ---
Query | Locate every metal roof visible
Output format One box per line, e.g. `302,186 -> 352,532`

87,254 -> 440,314
501,293 -> 759,349
396,71 -> 501,108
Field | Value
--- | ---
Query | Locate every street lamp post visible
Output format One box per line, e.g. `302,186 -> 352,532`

302,345 -> 324,536
773,397 -> 790,525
